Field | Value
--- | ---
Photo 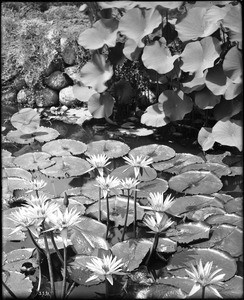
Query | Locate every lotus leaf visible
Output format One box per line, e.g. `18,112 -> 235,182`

167,248 -> 237,280
2,271 -> 33,298
218,276 -> 243,299
85,140 -> 130,158
2,149 -> 15,167
3,208 -> 26,241
195,87 -> 221,109
77,179 -> 100,202
129,144 -> 175,163
110,165 -> 157,182
137,178 -> 168,198
13,152 -> 55,170
37,235 -> 72,252
3,177 -> 33,192
181,74 -> 206,94
78,18 -> 119,50
118,127 -> 154,136
75,216 -> 107,238
10,107 -> 40,134
52,197 -> 85,215
222,154 -> 242,176
111,239 -> 152,271
166,222 -> 210,244
88,92 -> 114,119
3,248 -> 37,272
168,170 -> 223,194
180,162 -> 231,177
152,153 -> 204,173
141,103 -> 168,127
60,188 -> 94,205
224,77 -> 243,100
205,213 -> 242,229
42,139 -> 87,156
2,167 -> 32,181
72,84 -> 97,102
224,197 -> 242,214
212,118 -> 242,151
123,38 -> 143,61
136,283 -> 186,299
168,195 -> 224,217
79,52 -> 113,93
197,127 -> 215,151
40,156 -> 91,178
223,46 -> 242,84
213,98 -> 242,120
205,151 -> 231,164
155,237 -> 177,253
186,206 -> 226,222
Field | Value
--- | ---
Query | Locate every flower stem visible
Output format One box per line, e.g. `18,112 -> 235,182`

202,286 -> 205,299
105,278 -> 109,299
106,194 -> 110,240
37,250 -> 42,292
121,190 -> 130,241
98,187 -> 101,222
27,227 -> 44,254
133,189 -> 137,238
61,244 -> 67,299
145,233 -> 159,265
65,282 -> 76,299
50,231 -> 64,266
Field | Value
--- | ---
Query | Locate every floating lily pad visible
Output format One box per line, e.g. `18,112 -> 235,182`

219,276 -> 243,299
152,153 -> 204,173
166,222 -> 210,244
205,213 -> 242,229
2,167 -> 32,181
52,197 -> 85,215
75,216 -> 107,238
186,206 -> 226,222
156,237 -> 177,253
168,171 -> 223,194
224,197 -> 242,214
40,156 -> 91,178
129,144 -> 176,163
60,188 -> 94,205
3,177 -> 33,192
118,127 -> 154,136
180,162 -> 231,177
13,152 -> 55,171
137,178 -> 168,198
110,165 -> 157,182
2,149 -> 15,167
3,208 -> 27,241
42,139 -> 87,156
10,107 -> 40,134
167,248 -> 237,281
85,140 -> 130,158
3,248 -> 37,272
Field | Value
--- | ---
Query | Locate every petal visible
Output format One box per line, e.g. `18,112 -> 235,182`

188,283 -> 201,297
207,286 -> 223,298
86,274 -> 99,283
106,275 -> 114,285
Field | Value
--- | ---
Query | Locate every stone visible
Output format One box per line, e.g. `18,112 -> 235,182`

13,78 -> 27,92
62,44 -> 76,65
59,86 -> 78,107
44,71 -> 71,90
2,89 -> 17,105
43,57 -> 64,77
36,87 -> 59,107
64,66 -> 83,84
17,89 -> 32,105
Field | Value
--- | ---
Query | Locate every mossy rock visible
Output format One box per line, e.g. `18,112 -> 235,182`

36,87 -> 59,107
44,71 -> 71,90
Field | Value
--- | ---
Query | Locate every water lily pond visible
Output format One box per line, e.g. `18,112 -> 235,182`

2,106 -> 243,299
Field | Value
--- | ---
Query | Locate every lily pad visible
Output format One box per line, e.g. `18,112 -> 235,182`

3,248 -> 37,272
166,222 -> 210,244
60,188 -> 94,205
85,140 -> 130,158
118,127 -> 154,136
180,162 -> 231,177
168,170 -> 223,194
137,178 -> 168,198
129,144 -> 175,163
3,208 -> 27,241
42,139 -> 87,156
156,237 -> 177,253
2,149 -> 15,167
110,165 -> 157,182
3,177 -> 33,192
224,197 -> 242,214
40,156 -> 91,178
219,276 -> 243,299
10,107 -> 40,134
111,238 -> 152,271
167,248 -> 237,280
197,127 -> 215,151
205,213 -> 242,229
88,92 -> 114,119
75,216 -> 107,238
152,153 -> 204,173
185,206 -> 226,222
195,87 -> 221,109
73,84 -> 97,103
13,152 -> 55,170
2,167 -> 32,181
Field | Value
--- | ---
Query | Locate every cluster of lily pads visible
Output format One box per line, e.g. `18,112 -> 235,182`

2,108 -> 243,298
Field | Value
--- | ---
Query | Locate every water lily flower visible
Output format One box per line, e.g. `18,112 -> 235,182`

47,207 -> 81,246
26,179 -> 47,193
185,259 -> 225,298
143,212 -> 174,233
123,154 -> 153,178
86,254 -> 125,285
120,177 -> 140,191
141,192 -> 175,213
86,153 -> 110,177
25,194 -> 50,206
95,175 -> 121,199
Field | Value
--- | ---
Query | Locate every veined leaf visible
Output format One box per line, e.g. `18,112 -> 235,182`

42,139 -> 87,156
88,92 -> 114,119
10,108 -> 40,134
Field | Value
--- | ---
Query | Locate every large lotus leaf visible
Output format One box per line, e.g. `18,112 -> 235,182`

75,216 -> 107,238
166,222 -> 210,244
213,98 -> 242,121
3,248 -> 37,272
223,3 -> 242,49
186,206 -> 226,222
118,7 -> 162,48
123,38 -> 143,61
111,239 -> 152,271
42,139 -> 87,156
152,153 -> 204,174
220,276 -> 244,298
168,195 -> 224,217
181,75 -> 206,93
2,271 -> 33,298
168,171 -> 223,194
175,7 -> 222,42
224,197 -> 242,215
3,177 -> 33,192
78,18 -> 119,50
85,140 -> 130,158
224,77 -> 243,100
129,144 -> 175,163
167,248 -> 237,281
10,108 -> 40,134
141,103 -> 168,127
212,118 -> 242,151
6,130 -> 36,144
113,79 -> 135,105
2,149 -> 15,167
70,228 -> 109,255
79,53 -> 113,93
73,84 -> 97,102
110,165 -> 157,182
205,64 -> 227,96
223,45 -> 242,84
194,224 -> 243,257
88,92 -> 114,119
137,178 -> 168,198
40,156 -> 91,178
34,126 -> 60,143
180,37 -> 221,78
13,152 -> 55,170
142,39 -> 179,74
180,162 -> 231,177
156,237 -> 177,253
205,213 -> 242,229
197,127 -> 215,151
60,188 -> 95,205
2,167 -> 32,181
212,192 -> 234,204
159,90 -> 193,122
3,208 -> 27,241
195,87 -> 221,109
78,179 -> 100,202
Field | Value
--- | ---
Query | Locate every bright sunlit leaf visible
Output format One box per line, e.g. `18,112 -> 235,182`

73,84 -> 97,102
11,108 -> 40,134
195,87 -> 221,109
198,127 -> 215,151
223,46 -> 242,84
88,92 -> 114,119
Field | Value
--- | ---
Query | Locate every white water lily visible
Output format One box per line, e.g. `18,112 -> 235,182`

120,177 -> 140,191
26,179 -> 47,193
86,153 -> 110,177
96,175 -> 121,198
86,254 -> 125,285
185,259 -> 225,298
123,154 -> 153,178
143,212 -> 174,233
141,192 -> 175,213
